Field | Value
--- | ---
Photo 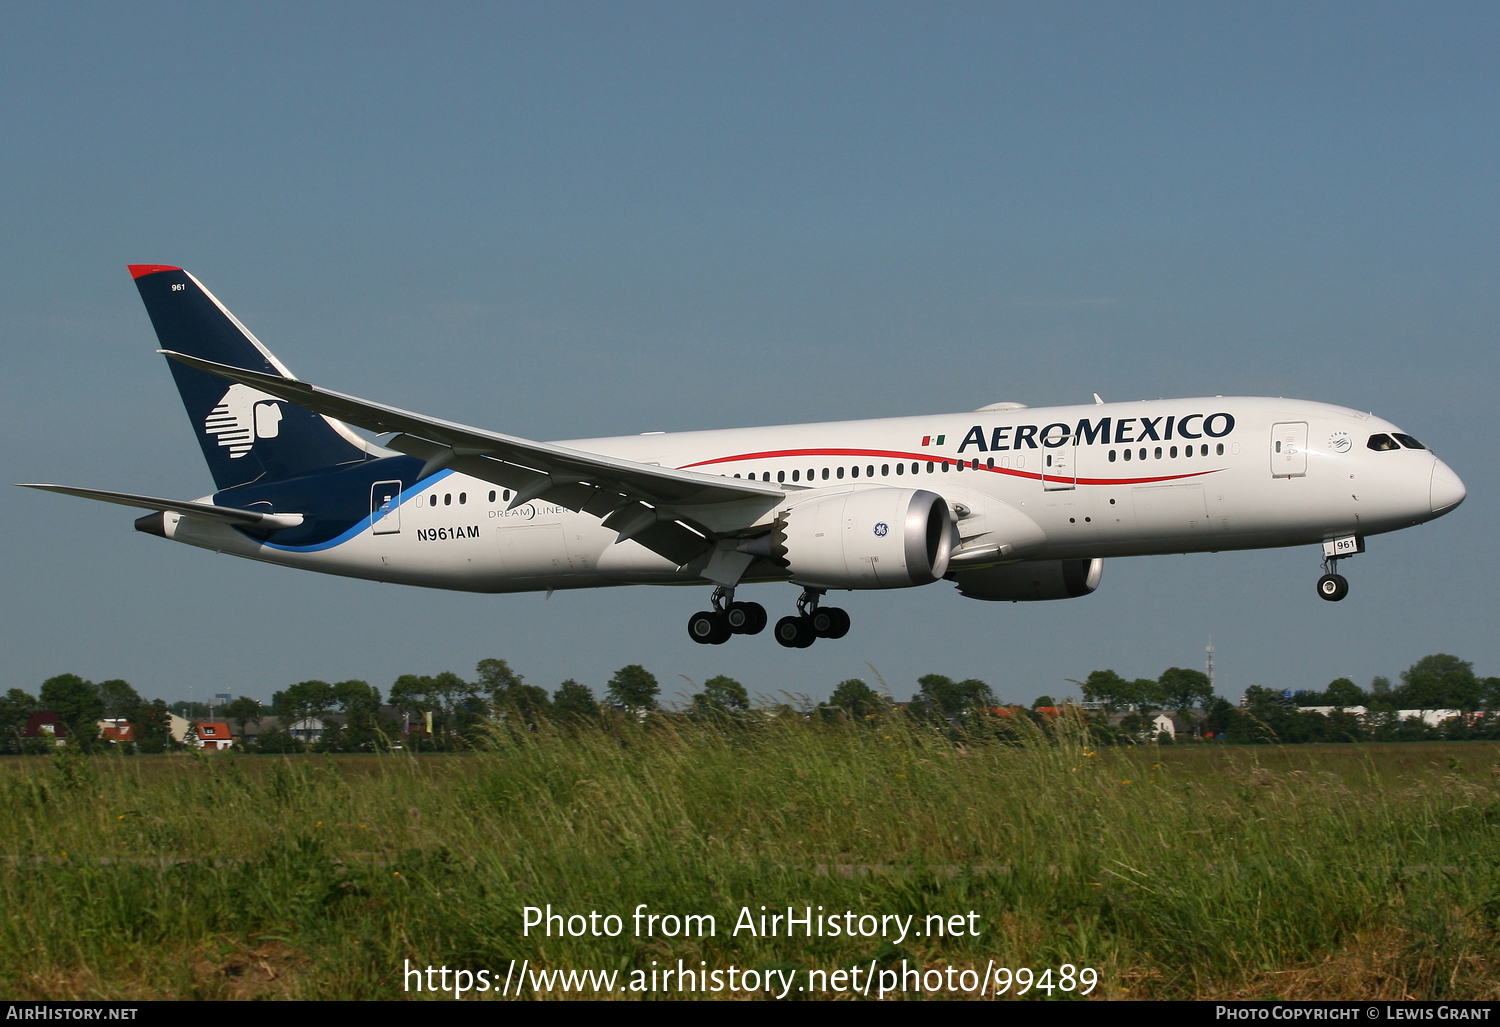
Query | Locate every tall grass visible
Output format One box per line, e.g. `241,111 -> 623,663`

0,716 -> 1496,999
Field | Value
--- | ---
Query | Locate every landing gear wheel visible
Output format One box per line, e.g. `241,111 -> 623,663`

688,610 -> 731,644
774,615 -> 817,649
810,606 -> 850,639
726,601 -> 767,635
1316,573 -> 1349,602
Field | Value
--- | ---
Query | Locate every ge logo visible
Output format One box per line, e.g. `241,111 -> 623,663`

873,522 -> 889,537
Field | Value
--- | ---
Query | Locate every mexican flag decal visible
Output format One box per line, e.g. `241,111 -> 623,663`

920,434 -> 946,447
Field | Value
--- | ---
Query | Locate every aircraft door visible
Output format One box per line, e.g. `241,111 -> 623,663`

1270,422 -> 1308,478
371,480 -> 403,534
1042,439 -> 1077,491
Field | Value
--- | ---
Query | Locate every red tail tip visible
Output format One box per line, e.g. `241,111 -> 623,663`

127,264 -> 182,279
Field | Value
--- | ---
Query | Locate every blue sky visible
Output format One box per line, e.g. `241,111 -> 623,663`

2,2 -> 1495,707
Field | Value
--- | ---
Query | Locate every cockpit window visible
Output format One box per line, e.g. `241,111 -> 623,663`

1366,434 -> 1400,451
1392,433 -> 1426,450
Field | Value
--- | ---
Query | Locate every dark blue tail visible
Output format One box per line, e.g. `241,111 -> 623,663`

130,265 -> 370,490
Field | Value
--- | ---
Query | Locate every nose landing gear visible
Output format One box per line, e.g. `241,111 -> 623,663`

1316,552 -> 1351,602
1317,571 -> 1349,601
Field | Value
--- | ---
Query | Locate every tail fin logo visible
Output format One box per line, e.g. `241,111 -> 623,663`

204,383 -> 284,458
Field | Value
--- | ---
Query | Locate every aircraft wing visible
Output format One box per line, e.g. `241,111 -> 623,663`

159,351 -> 784,564
17,484 -> 305,530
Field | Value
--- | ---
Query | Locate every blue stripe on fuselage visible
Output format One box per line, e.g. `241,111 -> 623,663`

255,469 -> 454,553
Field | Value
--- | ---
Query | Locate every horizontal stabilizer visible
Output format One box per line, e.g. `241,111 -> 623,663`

16,484 -> 305,530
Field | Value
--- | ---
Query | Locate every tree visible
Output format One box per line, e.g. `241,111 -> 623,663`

39,674 -> 103,745
692,675 -> 749,712
1157,667 -> 1213,714
271,680 -> 337,724
552,680 -> 598,721
1484,677 -> 1500,711
131,699 -> 174,753
1399,654 -> 1481,712
912,674 -> 994,717
607,665 -> 660,711
1032,695 -> 1057,709
829,679 -> 886,718
1324,677 -> 1366,709
1082,670 -> 1132,711
223,696 -> 263,740
97,679 -> 142,719
476,658 -> 524,698
0,689 -> 38,753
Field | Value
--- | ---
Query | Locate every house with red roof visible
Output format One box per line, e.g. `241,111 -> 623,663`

194,721 -> 234,750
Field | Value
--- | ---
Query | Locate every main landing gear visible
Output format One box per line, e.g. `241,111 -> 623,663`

686,587 -> 851,647
773,589 -> 850,649
686,586 -> 768,645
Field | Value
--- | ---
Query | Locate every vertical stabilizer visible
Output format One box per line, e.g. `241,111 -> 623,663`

129,265 -> 371,490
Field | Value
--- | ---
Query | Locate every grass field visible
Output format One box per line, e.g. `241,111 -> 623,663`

2,717 -> 1498,1000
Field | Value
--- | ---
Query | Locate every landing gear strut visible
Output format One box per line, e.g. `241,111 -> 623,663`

774,589 -> 851,648
687,586 -> 767,645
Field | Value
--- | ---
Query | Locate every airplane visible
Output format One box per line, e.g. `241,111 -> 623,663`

20,265 -> 1467,648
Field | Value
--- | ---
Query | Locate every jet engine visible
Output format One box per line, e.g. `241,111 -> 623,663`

769,487 -> 953,589
952,558 -> 1103,601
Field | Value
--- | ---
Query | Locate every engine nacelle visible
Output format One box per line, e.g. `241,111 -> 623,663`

771,487 -> 953,589
953,558 -> 1103,601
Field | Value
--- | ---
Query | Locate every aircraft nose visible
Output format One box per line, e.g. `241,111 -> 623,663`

1430,459 -> 1466,515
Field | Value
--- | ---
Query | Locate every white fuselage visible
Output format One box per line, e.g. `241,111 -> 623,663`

156,396 -> 1463,595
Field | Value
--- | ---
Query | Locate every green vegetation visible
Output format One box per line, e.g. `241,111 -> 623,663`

0,714 -> 1497,1000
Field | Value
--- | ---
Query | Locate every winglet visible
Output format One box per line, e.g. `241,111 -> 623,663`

127,264 -> 181,279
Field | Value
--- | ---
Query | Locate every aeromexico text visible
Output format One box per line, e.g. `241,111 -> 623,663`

953,413 -> 1236,453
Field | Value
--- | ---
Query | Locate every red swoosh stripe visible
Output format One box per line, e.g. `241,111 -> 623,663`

680,447 -> 1220,486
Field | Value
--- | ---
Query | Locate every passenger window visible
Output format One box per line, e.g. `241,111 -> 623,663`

851,465 -> 859,478
1200,444 -> 1209,456
430,495 -> 438,506
734,473 -> 741,478
1108,450 -> 1117,463
459,492 -> 467,504
503,490 -> 512,501
822,468 -> 830,480
1216,443 -> 1224,456
444,494 -> 451,506
927,462 -> 934,473
807,468 -> 814,480
896,463 -> 904,475
941,461 -> 949,472
791,470 -> 799,482
488,490 -> 496,502
1169,446 -> 1177,458
1392,433 -> 1426,450
777,471 -> 785,483
986,458 -> 994,469
837,467 -> 844,479
1123,449 -> 1132,461
881,464 -> 889,475
867,465 -> 874,477
1139,448 -> 1146,461
1154,447 -> 1162,459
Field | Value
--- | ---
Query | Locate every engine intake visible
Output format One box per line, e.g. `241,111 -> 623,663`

770,487 -> 953,589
